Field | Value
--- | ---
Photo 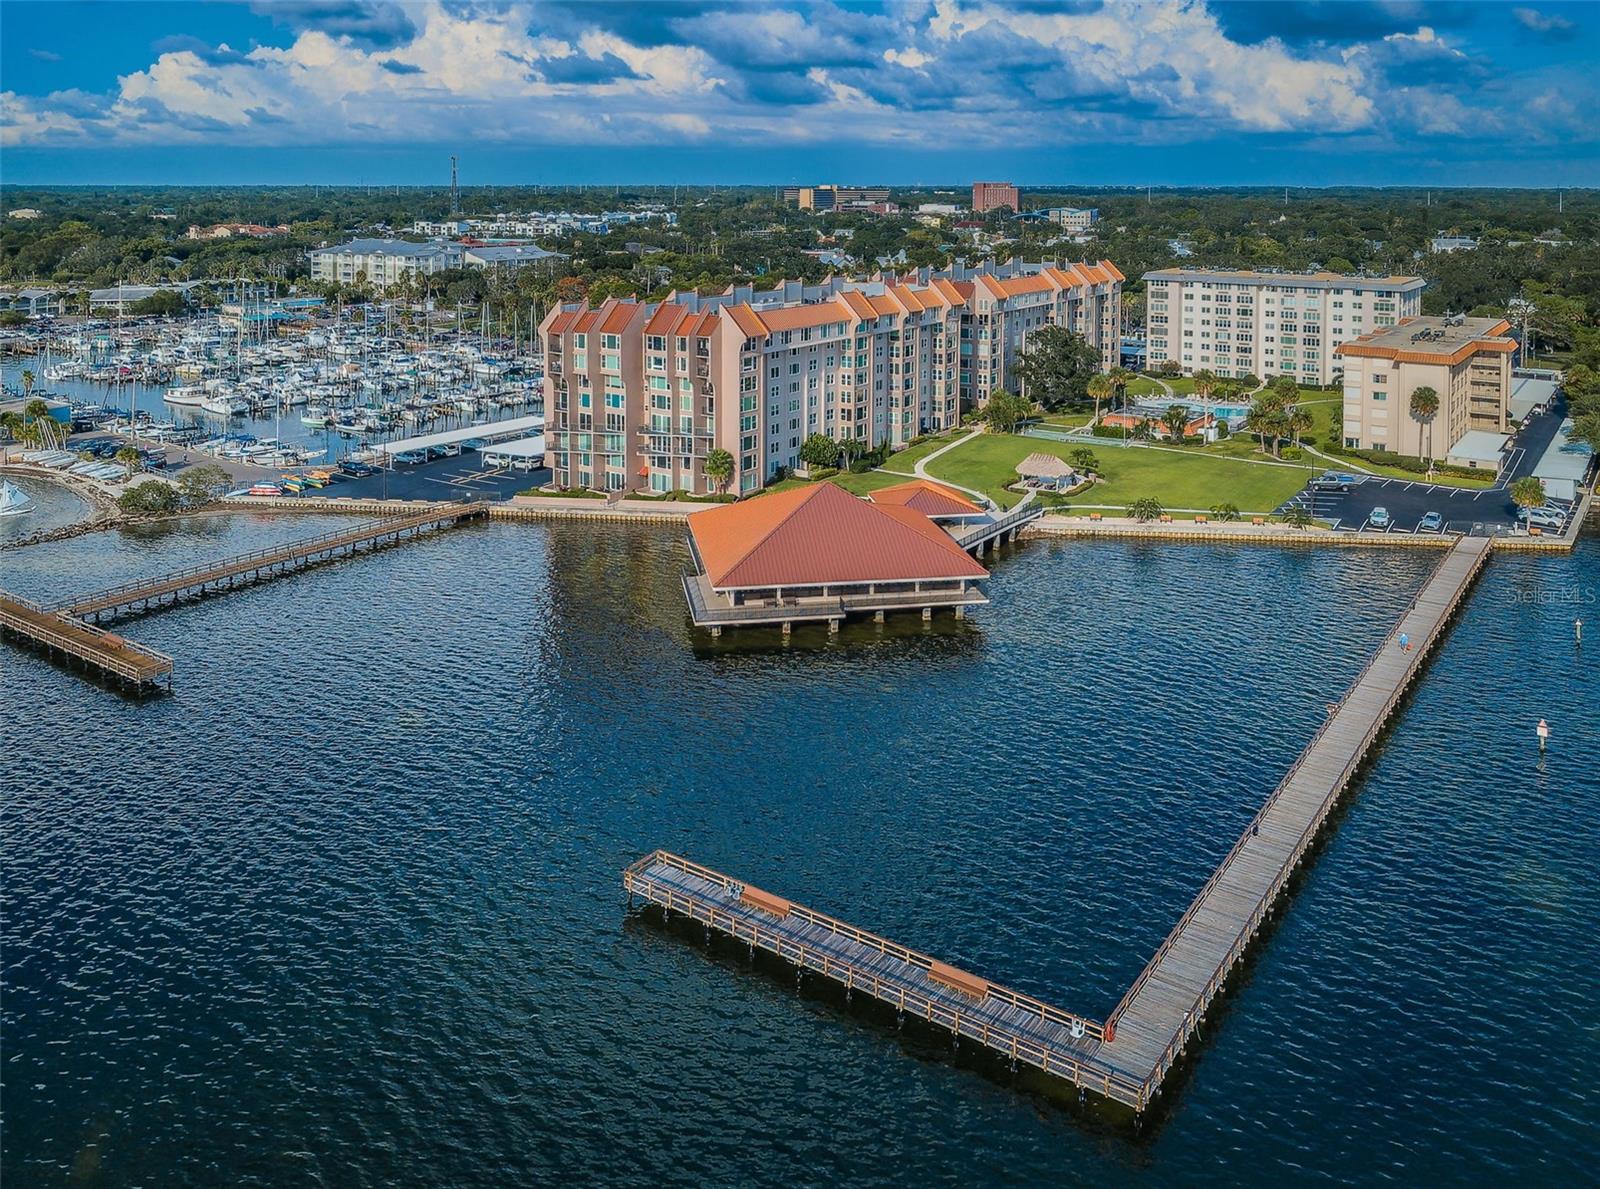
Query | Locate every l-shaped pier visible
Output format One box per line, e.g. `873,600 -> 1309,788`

626,534 -> 1494,1114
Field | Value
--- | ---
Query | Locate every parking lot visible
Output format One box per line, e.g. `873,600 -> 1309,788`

327,453 -> 549,501
1276,399 -> 1576,536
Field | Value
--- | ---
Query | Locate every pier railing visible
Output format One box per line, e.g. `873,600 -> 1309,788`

626,850 -> 1108,1042
1108,535 -> 1491,1103
49,501 -> 482,615
0,590 -> 173,684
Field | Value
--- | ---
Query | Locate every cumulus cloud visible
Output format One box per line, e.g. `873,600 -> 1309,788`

2,0 -> 1594,154
1512,7 -> 1577,37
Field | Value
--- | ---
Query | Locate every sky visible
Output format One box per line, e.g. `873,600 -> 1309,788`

2,0 -> 1596,187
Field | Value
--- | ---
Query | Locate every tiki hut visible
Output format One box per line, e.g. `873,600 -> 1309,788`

1015,452 -> 1078,490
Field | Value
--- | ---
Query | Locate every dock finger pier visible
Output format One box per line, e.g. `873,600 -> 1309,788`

626,535 -> 1493,1115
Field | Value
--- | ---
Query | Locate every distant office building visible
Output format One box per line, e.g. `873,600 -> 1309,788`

6,208 -> 43,220
307,238 -> 465,285
1045,207 -> 1099,232
917,203 -> 963,216
1430,234 -> 1479,253
1336,315 -> 1516,458
971,182 -> 1019,213
540,257 -> 1122,497
788,186 -> 893,211
1143,268 -> 1425,386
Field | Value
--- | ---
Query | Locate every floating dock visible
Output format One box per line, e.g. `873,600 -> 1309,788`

626,534 -> 1494,1113
0,590 -> 173,692
53,500 -> 487,622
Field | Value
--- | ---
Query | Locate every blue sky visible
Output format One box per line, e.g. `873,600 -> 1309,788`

2,1 -> 1596,186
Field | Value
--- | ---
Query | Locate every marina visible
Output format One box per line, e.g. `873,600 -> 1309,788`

631,534 -> 1496,1113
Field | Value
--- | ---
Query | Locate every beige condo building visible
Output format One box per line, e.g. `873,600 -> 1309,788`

1335,316 -> 1517,459
1144,268 -> 1425,386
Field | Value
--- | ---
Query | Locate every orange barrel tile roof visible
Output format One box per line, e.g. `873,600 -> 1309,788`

689,482 -> 989,591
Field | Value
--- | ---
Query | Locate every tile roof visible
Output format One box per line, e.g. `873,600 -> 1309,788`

868,479 -> 983,517
690,482 -> 989,590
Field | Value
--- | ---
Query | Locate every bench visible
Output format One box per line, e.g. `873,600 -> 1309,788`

740,886 -> 792,918
927,960 -> 989,1000
1088,511 -> 1103,521
1194,514 -> 1208,524
1251,516 -> 1266,525
1159,513 -> 1173,523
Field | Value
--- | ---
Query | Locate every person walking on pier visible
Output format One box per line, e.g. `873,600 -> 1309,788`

1398,631 -> 1410,651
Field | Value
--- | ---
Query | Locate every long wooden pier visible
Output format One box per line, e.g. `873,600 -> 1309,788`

625,534 -> 1494,1114
0,590 -> 174,692
4,500 -> 486,690
51,500 -> 487,622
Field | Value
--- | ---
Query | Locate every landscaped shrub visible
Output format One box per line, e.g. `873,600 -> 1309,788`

808,466 -> 840,480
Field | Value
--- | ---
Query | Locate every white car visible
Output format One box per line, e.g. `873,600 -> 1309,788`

1367,506 -> 1392,529
1519,505 -> 1565,529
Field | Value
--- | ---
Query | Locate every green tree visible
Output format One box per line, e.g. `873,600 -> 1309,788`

1161,404 -> 1192,441
1191,369 -> 1218,399
1069,447 -> 1100,473
117,480 -> 181,515
177,463 -> 233,506
1509,476 -> 1546,519
114,444 -> 144,479
704,447 -> 734,493
1210,503 -> 1240,521
1129,497 -> 1164,522
1287,405 -> 1313,450
1281,507 -> 1313,528
798,433 -> 840,471
1566,412 -> 1600,454
1013,326 -> 1102,412
1409,386 -> 1440,461
20,369 -> 35,400
1245,394 -> 1288,457
983,388 -> 1033,434
1086,374 -> 1113,425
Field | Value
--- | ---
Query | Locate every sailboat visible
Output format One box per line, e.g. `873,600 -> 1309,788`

0,478 -> 35,517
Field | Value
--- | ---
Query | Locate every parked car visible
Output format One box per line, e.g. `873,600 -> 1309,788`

1311,472 -> 1360,492
1418,511 -> 1444,533
1518,505 -> 1565,529
392,450 -> 426,466
1367,506 -> 1392,529
340,460 -> 377,477
460,438 -> 488,451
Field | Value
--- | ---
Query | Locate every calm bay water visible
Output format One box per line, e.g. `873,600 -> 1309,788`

3,515 -> 1596,1186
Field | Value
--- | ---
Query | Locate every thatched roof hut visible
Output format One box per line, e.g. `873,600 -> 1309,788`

1015,451 -> 1076,480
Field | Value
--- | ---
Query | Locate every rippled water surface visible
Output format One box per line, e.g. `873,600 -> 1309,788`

0,474 -> 89,543
4,515 -> 1596,1186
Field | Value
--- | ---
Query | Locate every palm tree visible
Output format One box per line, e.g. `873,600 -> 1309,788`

1245,398 -> 1278,456
1086,375 -> 1113,425
1509,476 -> 1546,523
1287,406 -> 1313,450
1409,386 -> 1440,463
704,447 -> 734,494
1107,366 -> 1133,406
20,369 -> 35,401
1161,404 -> 1192,441
1191,368 -> 1218,399
115,444 -> 143,480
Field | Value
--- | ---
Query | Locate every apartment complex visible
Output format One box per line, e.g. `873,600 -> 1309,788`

972,182 -> 1019,213
307,238 -> 465,285
1046,207 -> 1099,232
1143,268 -> 1425,386
1336,316 -> 1516,457
540,258 -> 1123,497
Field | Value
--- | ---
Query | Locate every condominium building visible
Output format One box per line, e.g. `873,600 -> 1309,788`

307,238 -> 464,285
972,182 -> 1019,213
540,258 -> 1123,497
1143,268 -> 1425,386
1335,316 -> 1516,457
1045,207 -> 1099,232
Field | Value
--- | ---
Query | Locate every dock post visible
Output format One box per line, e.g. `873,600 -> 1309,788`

955,605 -> 965,620
873,610 -> 884,623
782,621 -> 792,635
710,626 -> 722,637
828,619 -> 839,635
921,607 -> 932,620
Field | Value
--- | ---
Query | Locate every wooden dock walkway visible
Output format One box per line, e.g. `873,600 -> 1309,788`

625,534 -> 1494,1113
0,589 -> 174,692
51,500 -> 487,622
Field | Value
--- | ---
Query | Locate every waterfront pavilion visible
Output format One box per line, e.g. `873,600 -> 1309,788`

683,482 -> 989,634
867,478 -> 986,522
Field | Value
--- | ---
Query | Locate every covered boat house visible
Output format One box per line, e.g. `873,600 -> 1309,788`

683,482 -> 990,634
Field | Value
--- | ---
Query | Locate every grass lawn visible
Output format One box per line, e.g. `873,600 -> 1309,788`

754,469 -> 919,500
885,431 -> 966,471
1126,376 -> 1167,396
925,432 -> 1320,513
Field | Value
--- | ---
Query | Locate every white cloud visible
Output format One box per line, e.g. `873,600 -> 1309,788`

1513,8 -> 1575,35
